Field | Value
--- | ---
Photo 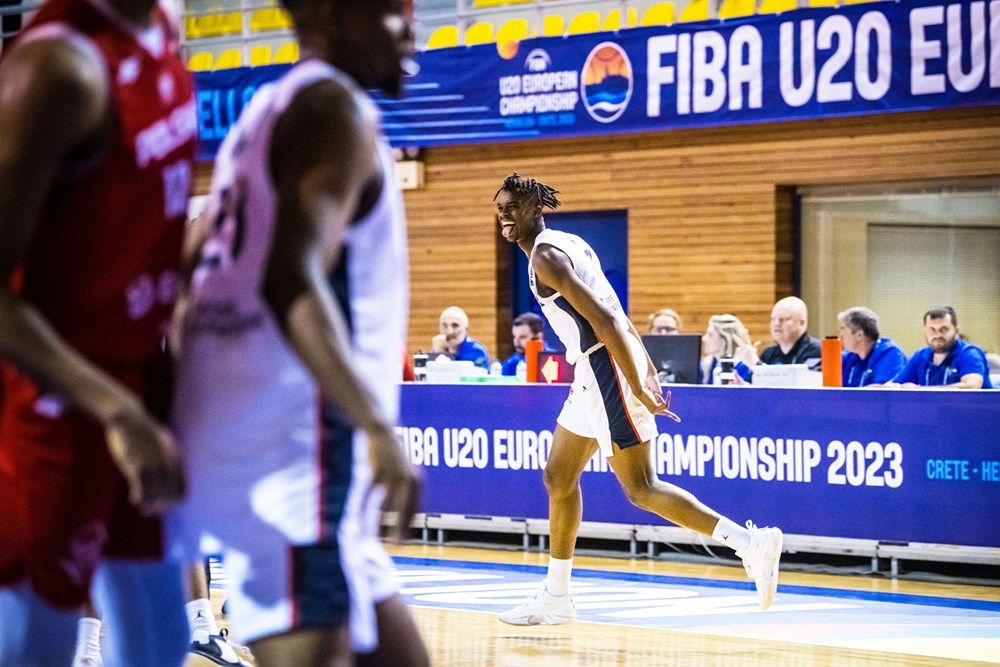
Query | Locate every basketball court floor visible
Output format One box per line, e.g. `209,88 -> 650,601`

204,543 -> 1000,666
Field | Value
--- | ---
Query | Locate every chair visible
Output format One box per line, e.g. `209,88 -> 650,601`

272,41 -> 299,64
250,7 -> 291,32
541,14 -> 565,37
464,21 -> 494,46
566,10 -> 600,35
679,0 -> 712,22
719,0 -> 756,19
807,0 -> 838,6
221,11 -> 242,36
640,2 -> 677,26
184,16 -> 201,39
472,0 -> 533,6
187,51 -> 213,71
250,44 -> 272,66
601,8 -> 638,31
758,0 -> 799,13
213,48 -> 242,70
426,24 -> 459,49
496,17 -> 528,58
195,13 -> 223,38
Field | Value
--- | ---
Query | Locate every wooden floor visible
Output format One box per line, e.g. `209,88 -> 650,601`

386,544 -> 1000,667
200,543 -> 1000,666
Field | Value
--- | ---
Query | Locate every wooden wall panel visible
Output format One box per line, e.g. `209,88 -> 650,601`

402,106 -> 1000,358
194,105 -> 1000,361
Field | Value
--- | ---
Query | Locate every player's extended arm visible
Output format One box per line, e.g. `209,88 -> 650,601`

0,39 -> 185,513
623,316 -> 680,418
624,318 -> 657,379
265,79 -> 418,536
532,246 -> 675,418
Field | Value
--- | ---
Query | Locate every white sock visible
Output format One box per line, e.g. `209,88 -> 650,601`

712,518 -> 751,553
74,617 -> 101,663
545,557 -> 573,597
186,598 -> 219,639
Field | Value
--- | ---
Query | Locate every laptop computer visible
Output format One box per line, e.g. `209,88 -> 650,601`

641,334 -> 701,385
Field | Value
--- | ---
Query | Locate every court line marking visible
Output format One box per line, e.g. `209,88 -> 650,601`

392,556 -> 1000,612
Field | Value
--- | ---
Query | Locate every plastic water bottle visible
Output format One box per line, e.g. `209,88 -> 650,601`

413,353 -> 428,382
718,357 -> 735,385
490,360 -> 502,376
516,360 -> 527,382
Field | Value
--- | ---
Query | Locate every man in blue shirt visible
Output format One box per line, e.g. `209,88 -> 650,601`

501,311 -> 553,375
837,306 -> 906,387
431,305 -> 491,368
890,306 -> 992,389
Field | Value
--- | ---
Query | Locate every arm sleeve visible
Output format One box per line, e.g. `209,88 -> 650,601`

802,338 -> 822,370
475,343 -> 491,368
501,354 -> 520,376
956,347 -> 988,381
871,347 -> 907,385
892,354 -> 919,384
758,346 -> 776,364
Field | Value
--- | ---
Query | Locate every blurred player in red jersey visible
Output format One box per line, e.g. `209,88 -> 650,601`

0,0 -> 195,662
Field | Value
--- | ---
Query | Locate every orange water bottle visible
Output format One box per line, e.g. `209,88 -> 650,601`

822,336 -> 842,387
525,339 -> 543,383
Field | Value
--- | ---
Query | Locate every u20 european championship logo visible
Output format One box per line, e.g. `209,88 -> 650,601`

581,42 -> 633,123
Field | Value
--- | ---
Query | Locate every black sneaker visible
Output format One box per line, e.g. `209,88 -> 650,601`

190,628 -> 253,666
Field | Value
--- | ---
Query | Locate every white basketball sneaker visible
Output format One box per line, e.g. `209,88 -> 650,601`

190,628 -> 253,666
498,586 -> 577,625
737,521 -> 783,611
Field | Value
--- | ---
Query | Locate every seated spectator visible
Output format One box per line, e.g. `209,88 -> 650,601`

699,314 -> 756,384
759,296 -> 821,370
431,305 -> 490,368
647,308 -> 683,335
501,312 -> 553,376
837,306 -> 906,387
889,306 -> 992,389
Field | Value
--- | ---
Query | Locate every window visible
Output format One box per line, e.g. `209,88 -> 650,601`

800,182 -> 1000,355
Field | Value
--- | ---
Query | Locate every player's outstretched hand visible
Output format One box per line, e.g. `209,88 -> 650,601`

367,421 -> 422,543
105,409 -> 187,515
638,381 -> 682,423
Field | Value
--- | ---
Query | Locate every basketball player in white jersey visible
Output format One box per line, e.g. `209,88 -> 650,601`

168,1 -> 426,664
493,173 -> 783,625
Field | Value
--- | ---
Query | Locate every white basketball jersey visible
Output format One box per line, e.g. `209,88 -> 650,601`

528,228 -> 628,364
173,58 -> 408,460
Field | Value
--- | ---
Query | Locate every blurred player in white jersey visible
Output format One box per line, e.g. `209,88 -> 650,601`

168,1 -> 426,664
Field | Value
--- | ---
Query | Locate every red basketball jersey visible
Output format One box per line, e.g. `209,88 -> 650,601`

6,0 -> 197,365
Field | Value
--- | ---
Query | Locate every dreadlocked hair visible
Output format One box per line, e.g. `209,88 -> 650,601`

494,172 -> 561,209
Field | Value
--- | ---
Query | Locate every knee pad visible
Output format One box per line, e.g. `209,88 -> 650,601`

92,559 -> 188,667
0,582 -> 78,667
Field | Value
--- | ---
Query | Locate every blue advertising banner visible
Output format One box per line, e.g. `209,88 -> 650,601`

194,0 -> 1000,157
398,384 -> 1000,548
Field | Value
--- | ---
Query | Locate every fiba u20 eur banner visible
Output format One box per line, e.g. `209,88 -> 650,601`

398,383 -> 1000,548
194,0 -> 1000,157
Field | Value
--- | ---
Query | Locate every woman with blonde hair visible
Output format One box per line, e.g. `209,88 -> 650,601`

647,308 -> 683,335
700,314 -> 759,384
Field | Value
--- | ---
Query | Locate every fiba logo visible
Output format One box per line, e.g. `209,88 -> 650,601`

580,42 -> 633,124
